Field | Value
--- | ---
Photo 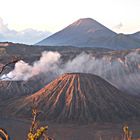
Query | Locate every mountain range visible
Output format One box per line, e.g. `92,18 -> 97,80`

37,18 -> 140,50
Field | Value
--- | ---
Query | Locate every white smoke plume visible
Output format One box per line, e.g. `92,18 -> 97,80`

1,51 -> 61,81
1,50 -> 140,95
1,51 -> 140,82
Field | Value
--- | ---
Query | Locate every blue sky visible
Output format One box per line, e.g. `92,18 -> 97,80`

0,0 -> 139,44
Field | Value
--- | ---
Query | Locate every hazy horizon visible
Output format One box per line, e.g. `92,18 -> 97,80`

0,0 -> 140,44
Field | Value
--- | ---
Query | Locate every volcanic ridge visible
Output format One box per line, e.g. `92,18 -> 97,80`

2,73 -> 140,123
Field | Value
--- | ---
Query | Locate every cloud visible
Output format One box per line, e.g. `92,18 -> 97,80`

114,22 -> 123,29
0,17 -> 51,44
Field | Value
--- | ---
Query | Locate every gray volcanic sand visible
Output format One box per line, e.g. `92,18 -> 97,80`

0,118 -> 140,140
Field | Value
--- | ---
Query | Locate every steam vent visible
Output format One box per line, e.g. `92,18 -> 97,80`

3,73 -> 140,123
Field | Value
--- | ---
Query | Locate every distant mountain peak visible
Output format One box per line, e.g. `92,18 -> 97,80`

69,18 -> 105,32
36,18 -> 117,48
78,18 -> 95,21
71,18 -> 98,26
36,18 -> 140,50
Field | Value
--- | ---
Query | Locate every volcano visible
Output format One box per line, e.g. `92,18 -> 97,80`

2,73 -> 140,123
0,80 -> 35,101
36,18 -> 140,50
0,76 -> 48,101
36,18 -> 116,48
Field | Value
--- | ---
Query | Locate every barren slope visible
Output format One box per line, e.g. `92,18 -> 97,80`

2,73 -> 140,123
